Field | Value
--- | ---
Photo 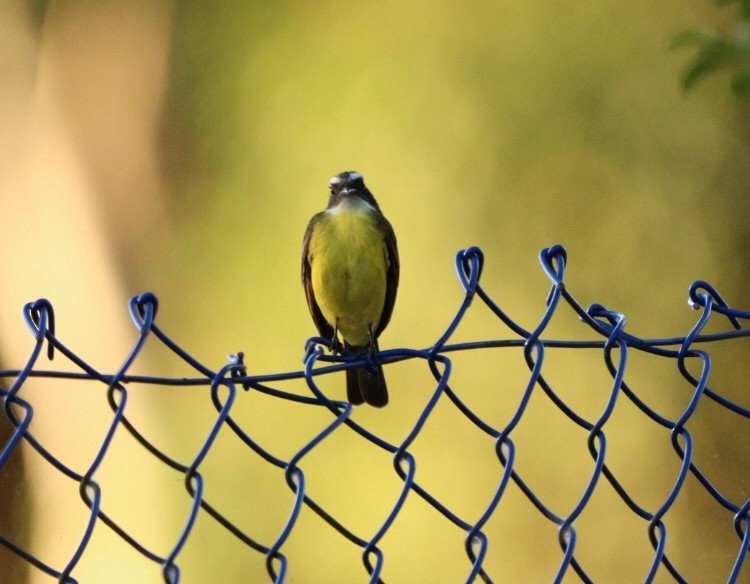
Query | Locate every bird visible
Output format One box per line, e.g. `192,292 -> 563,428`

302,171 -> 399,407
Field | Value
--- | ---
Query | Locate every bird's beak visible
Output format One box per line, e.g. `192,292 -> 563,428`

340,184 -> 360,197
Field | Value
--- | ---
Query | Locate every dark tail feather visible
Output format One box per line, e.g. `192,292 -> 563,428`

345,342 -> 389,408
346,363 -> 388,407
346,368 -> 366,405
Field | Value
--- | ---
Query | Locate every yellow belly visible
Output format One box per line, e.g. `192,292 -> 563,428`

309,210 -> 387,347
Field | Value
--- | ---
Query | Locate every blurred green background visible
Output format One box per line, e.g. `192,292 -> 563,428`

1,0 -> 749,582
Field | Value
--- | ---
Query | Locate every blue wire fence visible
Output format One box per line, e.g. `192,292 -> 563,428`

1,245 -> 749,583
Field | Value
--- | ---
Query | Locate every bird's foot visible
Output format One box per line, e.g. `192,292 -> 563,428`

329,336 -> 343,355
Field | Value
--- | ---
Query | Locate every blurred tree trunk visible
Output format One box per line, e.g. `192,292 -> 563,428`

0,1 -> 171,582
0,409 -> 28,582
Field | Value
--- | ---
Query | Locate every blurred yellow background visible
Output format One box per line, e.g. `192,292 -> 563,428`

1,0 -> 749,582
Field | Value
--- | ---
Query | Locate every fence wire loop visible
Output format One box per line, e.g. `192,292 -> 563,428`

1,244 -> 749,583
129,292 -> 158,333
455,245 -> 483,297
23,299 -> 56,360
688,279 -> 746,328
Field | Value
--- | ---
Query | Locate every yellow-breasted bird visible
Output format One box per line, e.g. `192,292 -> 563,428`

302,171 -> 399,407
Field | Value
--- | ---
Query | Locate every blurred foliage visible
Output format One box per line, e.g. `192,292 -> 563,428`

673,0 -> 750,94
151,2 -> 750,581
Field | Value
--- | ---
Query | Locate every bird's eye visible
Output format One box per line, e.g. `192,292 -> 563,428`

328,177 -> 341,193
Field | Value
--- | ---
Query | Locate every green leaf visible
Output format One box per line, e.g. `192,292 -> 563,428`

730,70 -> 750,92
681,57 -> 722,90
699,36 -> 745,61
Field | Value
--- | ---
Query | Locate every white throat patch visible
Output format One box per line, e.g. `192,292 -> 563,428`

326,195 -> 375,215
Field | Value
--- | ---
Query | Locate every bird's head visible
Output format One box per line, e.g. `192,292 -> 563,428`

327,171 -> 380,211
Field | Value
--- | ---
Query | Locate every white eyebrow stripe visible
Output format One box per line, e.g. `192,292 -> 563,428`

348,172 -> 363,181
329,175 -> 342,187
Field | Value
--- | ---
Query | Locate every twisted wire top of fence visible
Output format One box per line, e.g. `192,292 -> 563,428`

1,245 -> 749,583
